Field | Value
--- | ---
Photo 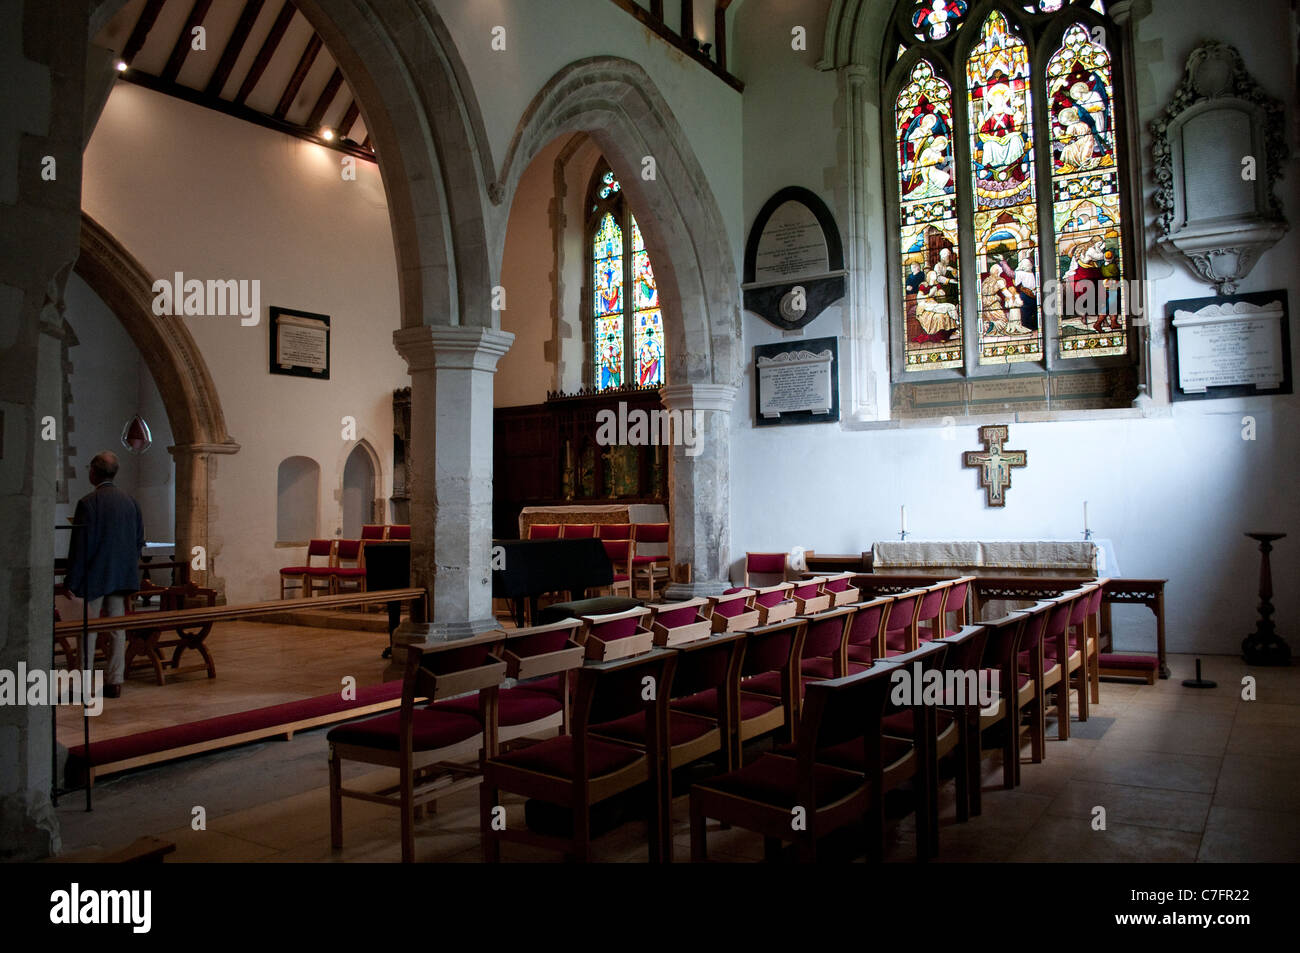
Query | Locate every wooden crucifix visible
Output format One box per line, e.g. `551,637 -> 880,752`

963,425 -> 1027,507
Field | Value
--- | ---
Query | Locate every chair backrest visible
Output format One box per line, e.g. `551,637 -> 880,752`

882,639 -> 949,719
1069,584 -> 1096,628
336,538 -> 363,563
1045,592 -> 1080,650
528,523 -> 561,540
580,606 -> 651,643
942,576 -> 974,628
883,589 -> 925,653
307,539 -> 334,560
846,595 -> 891,661
601,538 -> 633,571
597,523 -> 632,540
933,625 -> 990,706
800,606 -> 856,660
915,582 -> 951,637
980,612 -> 1028,674
1085,581 -> 1106,616
741,617 -> 807,677
500,619 -> 585,683
822,572 -> 854,593
744,551 -> 788,586
709,589 -> 754,618
1018,601 -> 1052,657
798,664 -> 896,767
633,522 -> 670,544
667,631 -> 746,700
387,524 -> 412,541
562,523 -> 597,539
577,649 -> 678,732
402,634 -> 509,745
792,577 -> 826,601
360,524 -> 387,541
751,582 -> 794,608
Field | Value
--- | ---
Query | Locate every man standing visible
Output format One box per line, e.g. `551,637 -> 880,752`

65,451 -> 144,699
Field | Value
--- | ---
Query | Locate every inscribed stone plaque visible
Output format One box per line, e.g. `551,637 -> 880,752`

1167,293 -> 1292,401
970,377 -> 1048,404
753,201 -> 831,283
269,306 -> 331,380
753,337 -> 840,426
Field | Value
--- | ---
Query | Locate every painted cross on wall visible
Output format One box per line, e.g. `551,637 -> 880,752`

963,424 -> 1027,507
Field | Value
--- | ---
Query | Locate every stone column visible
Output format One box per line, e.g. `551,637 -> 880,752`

392,325 -> 513,642
660,383 -> 736,600
168,443 -> 238,598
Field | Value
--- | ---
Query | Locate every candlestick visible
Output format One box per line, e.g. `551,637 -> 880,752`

901,505 -> 907,535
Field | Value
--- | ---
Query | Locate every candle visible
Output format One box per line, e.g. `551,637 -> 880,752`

901,505 -> 907,534
1083,501 -> 1089,533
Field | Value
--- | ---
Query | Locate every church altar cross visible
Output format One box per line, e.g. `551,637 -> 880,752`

962,425 -> 1027,507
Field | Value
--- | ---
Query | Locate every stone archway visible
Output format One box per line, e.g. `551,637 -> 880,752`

75,214 -> 240,596
494,57 -> 744,594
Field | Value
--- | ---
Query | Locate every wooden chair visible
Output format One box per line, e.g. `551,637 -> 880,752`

631,522 -> 671,599
327,632 -> 508,863
976,612 -> 1029,795
915,580 -> 953,642
387,524 -> 411,540
818,571 -> 861,607
743,551 -> 789,587
279,539 -> 334,598
527,523 -> 562,540
796,594 -> 891,679
706,589 -> 759,633
561,523 -> 597,539
599,539 -> 635,597
790,576 -> 831,615
594,631 -> 745,861
575,605 -> 653,661
793,605 -> 857,689
928,623 -> 991,824
1056,586 -> 1096,724
881,588 -> 926,656
1082,581 -> 1107,705
690,663 -> 896,863
940,576 -> 976,633
361,524 -> 387,541
480,648 -> 677,862
1041,592 -> 1083,740
646,598 -> 712,647
324,538 -> 367,595
750,582 -> 797,625
597,523 -> 632,540
1014,601 -> 1055,767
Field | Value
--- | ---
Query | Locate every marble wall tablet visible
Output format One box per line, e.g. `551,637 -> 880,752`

753,337 -> 840,426
1166,292 -> 1291,401
742,187 -> 846,330
270,306 -> 331,380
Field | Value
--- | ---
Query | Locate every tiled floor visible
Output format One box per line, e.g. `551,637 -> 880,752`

55,652 -> 1300,862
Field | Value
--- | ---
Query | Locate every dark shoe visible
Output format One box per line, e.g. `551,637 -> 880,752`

104,684 -> 122,699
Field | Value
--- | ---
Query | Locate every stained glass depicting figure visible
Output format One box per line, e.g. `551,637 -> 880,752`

911,0 -> 968,41
634,310 -> 664,386
968,11 -> 1041,364
595,316 -> 623,390
897,59 -> 963,370
1049,24 -> 1125,357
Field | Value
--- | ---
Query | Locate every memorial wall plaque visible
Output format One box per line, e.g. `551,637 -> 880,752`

753,337 -> 839,426
743,187 -> 846,331
1166,292 -> 1291,401
270,306 -> 331,380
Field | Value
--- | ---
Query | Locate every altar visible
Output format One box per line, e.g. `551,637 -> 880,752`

517,503 -> 668,540
871,539 -> 1119,577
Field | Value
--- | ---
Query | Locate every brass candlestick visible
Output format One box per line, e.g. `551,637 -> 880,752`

1242,532 -> 1291,665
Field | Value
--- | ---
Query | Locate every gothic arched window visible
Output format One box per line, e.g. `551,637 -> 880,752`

885,1 -> 1133,379
588,162 -> 664,391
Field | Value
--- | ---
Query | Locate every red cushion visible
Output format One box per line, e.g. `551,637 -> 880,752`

776,736 -> 912,773
671,688 -> 779,721
591,710 -> 715,747
741,670 -> 785,697
846,643 -> 874,664
697,753 -> 862,808
279,567 -> 312,575
746,553 -> 787,574
438,688 -> 561,727
881,708 -> 955,737
519,674 -> 563,699
490,735 -> 643,779
326,708 -> 481,752
799,657 -> 870,680
632,555 -> 668,566
328,568 -> 368,578
1099,654 -> 1158,670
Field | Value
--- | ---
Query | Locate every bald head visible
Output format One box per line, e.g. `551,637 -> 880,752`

90,451 -> 120,485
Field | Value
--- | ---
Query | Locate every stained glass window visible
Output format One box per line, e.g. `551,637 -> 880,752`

589,164 -> 665,391
886,0 -> 1130,377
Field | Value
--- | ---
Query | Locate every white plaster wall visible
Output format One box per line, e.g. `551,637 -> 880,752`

56,272 -> 175,558
727,0 -> 1300,654
81,83 -> 405,602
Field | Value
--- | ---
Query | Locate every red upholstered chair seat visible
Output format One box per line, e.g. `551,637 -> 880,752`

775,735 -> 913,773
279,566 -> 313,575
1099,654 -> 1158,670
632,555 -> 668,566
881,708 -> 955,737
740,670 -> 785,697
437,688 -> 561,727
799,656 -> 870,680
326,709 -> 481,752
591,710 -> 715,747
846,643 -> 874,664
698,753 -> 862,809
489,735 -> 642,779
671,687 -> 780,721
518,674 -> 564,699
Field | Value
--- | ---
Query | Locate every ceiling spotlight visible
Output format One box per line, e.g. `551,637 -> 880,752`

320,126 -> 335,141
114,59 -> 128,72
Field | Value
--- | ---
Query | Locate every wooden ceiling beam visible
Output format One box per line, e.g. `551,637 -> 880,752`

273,32 -> 322,119
234,0 -> 295,105
337,99 -> 359,139
304,66 -> 342,130
205,0 -> 265,97
120,0 -> 167,65
161,0 -> 214,83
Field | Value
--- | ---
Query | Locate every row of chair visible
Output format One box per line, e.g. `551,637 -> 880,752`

278,526 -> 410,598
528,522 -> 672,601
326,576 -> 1104,862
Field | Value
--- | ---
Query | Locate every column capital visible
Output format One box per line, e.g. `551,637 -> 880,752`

167,441 -> 241,457
393,325 -> 515,372
659,382 -> 738,413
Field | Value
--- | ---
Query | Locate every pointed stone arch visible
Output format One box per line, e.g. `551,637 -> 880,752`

494,57 -> 742,592
74,213 -> 239,595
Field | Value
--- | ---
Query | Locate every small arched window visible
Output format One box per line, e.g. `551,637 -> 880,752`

588,161 -> 665,390
884,1 -> 1133,380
